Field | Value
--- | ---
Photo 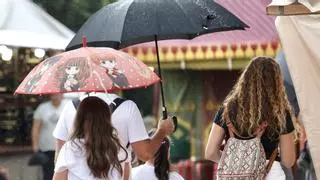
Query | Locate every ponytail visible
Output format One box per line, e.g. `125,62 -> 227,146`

149,130 -> 170,180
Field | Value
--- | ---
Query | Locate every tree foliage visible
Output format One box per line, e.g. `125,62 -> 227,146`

33,0 -> 117,32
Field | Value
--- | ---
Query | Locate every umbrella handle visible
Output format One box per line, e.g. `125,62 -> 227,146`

162,108 -> 178,132
162,106 -> 168,119
172,116 -> 178,132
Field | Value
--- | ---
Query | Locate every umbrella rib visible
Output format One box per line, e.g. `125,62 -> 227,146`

86,48 -> 97,92
117,0 -> 135,47
173,0 -> 199,34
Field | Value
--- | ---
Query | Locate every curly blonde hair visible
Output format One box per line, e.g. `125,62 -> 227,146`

223,57 -> 293,139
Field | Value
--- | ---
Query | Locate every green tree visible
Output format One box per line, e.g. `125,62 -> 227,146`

33,0 -> 117,31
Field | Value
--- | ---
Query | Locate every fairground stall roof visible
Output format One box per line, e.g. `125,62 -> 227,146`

122,0 -> 278,70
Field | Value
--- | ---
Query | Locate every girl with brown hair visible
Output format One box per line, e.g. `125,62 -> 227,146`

53,96 -> 127,180
205,57 -> 296,179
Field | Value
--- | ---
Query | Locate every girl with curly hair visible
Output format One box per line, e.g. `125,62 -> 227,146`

205,57 -> 296,179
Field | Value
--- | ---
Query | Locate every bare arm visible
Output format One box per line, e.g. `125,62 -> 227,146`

205,123 -> 225,162
55,139 -> 66,163
297,115 -> 307,152
122,162 -> 130,180
280,131 -> 296,168
52,170 -> 68,180
131,128 -> 167,162
31,120 -> 41,152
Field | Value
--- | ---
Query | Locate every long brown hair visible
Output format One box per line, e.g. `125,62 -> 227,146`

149,129 -> 170,180
223,57 -> 293,138
70,96 -> 127,178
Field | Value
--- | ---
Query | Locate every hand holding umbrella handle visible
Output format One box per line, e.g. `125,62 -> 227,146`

162,108 -> 178,133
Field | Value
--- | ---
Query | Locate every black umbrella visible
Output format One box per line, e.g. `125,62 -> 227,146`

66,0 -> 248,119
276,50 -> 300,117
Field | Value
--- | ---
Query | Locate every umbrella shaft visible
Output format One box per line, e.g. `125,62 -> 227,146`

155,35 -> 167,119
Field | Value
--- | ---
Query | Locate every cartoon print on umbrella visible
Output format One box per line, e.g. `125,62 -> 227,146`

57,57 -> 90,91
24,55 -> 61,92
100,59 -> 129,88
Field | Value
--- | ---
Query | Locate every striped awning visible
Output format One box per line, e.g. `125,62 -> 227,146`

122,41 -> 279,63
122,0 -> 279,70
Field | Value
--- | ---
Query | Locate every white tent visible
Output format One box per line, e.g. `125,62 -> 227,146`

276,14 -> 320,179
0,0 -> 74,50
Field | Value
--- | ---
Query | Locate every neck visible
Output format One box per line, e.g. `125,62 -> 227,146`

52,100 -> 61,108
146,159 -> 155,166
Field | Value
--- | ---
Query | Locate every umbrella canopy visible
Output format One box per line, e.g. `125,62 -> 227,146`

66,0 -> 248,50
0,0 -> 74,50
66,0 -> 248,119
15,45 -> 160,95
276,50 -> 300,117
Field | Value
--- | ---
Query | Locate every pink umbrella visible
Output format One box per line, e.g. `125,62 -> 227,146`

15,38 -> 160,95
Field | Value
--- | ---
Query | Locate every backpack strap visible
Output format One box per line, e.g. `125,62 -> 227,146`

109,98 -> 126,113
265,145 -> 279,175
224,105 -> 268,139
224,105 -> 247,138
109,98 -> 130,149
72,98 -> 81,109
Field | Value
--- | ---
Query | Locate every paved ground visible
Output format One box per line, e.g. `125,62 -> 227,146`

0,153 -> 41,180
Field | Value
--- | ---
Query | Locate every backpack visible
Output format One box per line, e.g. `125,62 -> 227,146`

72,97 -> 130,148
217,110 -> 278,180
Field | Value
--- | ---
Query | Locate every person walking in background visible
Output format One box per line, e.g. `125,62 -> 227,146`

53,92 -> 175,179
132,129 -> 184,180
32,94 -> 66,180
0,166 -> 9,180
205,57 -> 296,179
53,97 -> 127,180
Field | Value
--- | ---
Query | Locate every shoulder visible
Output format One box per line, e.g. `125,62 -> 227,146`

132,164 -> 155,179
60,99 -> 69,106
37,101 -> 50,109
132,165 -> 144,173
213,106 -> 225,123
169,171 -> 185,180
282,110 -> 295,134
132,165 -> 146,177
34,102 -> 50,114
61,100 -> 76,112
122,100 -> 137,107
58,100 -> 76,121
119,100 -> 140,113
62,140 -> 83,155
217,105 -> 224,114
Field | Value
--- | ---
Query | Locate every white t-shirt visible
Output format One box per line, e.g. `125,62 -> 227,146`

55,140 -> 123,180
132,164 -> 184,180
33,100 -> 67,151
53,93 -> 149,163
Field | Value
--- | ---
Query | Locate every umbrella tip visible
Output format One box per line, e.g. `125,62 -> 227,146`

82,36 -> 87,47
